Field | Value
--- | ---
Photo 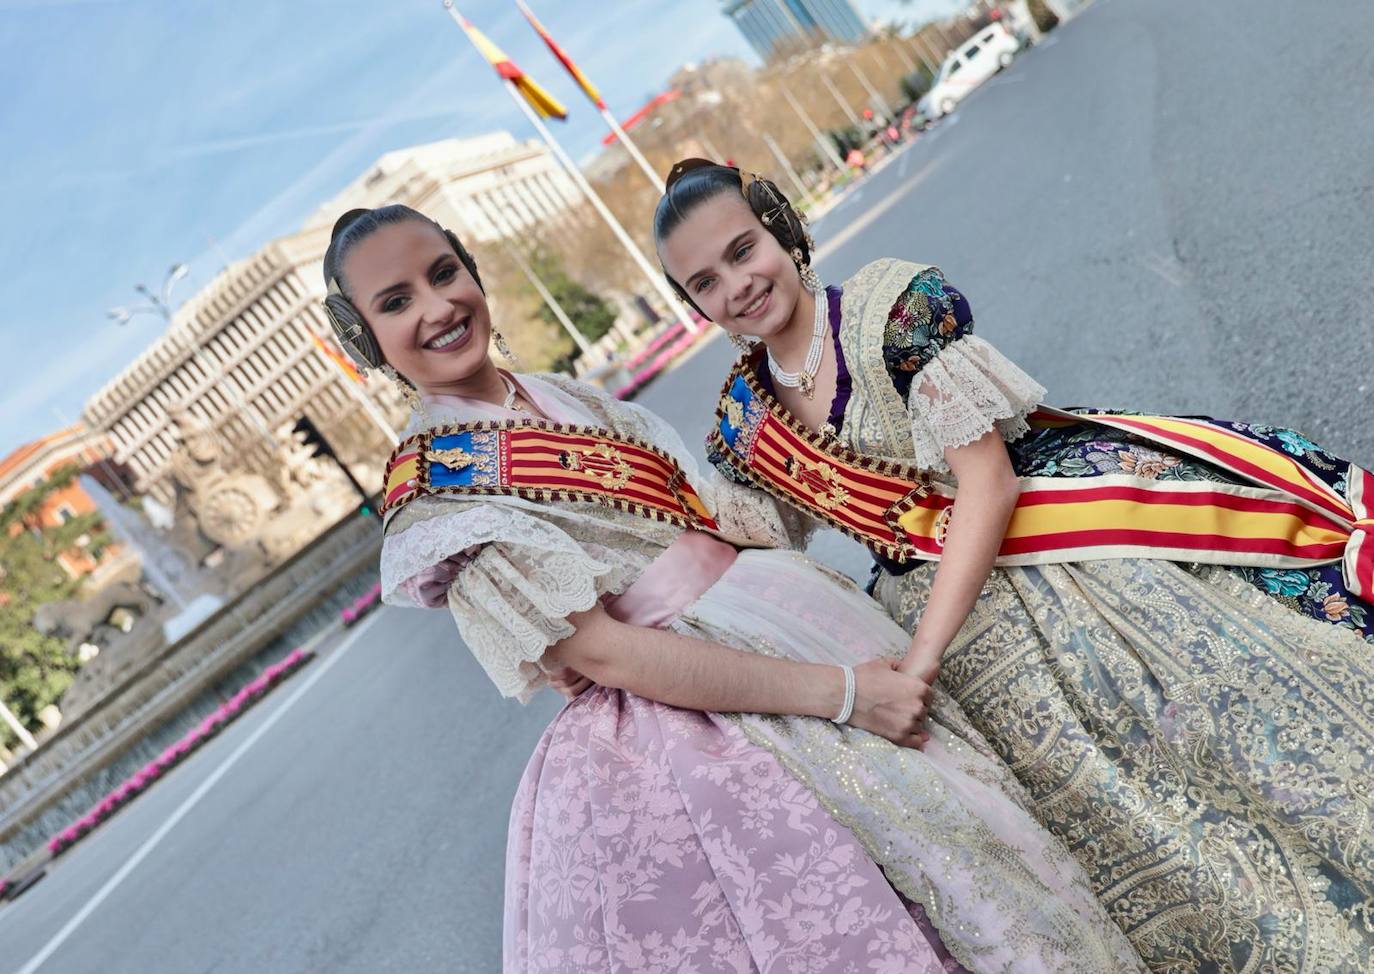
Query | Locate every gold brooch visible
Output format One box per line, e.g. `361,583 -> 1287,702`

425,446 -> 476,471
785,455 -> 850,511
560,443 -> 633,489
720,394 -> 746,431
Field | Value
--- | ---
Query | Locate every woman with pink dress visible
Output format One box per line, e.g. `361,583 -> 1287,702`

322,203 -> 1143,972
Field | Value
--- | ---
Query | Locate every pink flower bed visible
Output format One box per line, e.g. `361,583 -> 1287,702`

614,319 -> 712,400
621,319 -> 692,371
340,581 -> 383,627
45,646 -> 314,858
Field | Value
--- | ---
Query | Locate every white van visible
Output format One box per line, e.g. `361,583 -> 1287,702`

919,23 -> 1019,118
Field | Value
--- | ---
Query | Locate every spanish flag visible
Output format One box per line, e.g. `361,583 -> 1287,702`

446,4 -> 568,121
308,328 -> 365,384
515,0 -> 606,110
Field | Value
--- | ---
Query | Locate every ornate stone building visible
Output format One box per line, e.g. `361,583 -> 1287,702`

82,224 -> 401,518
303,131 -> 580,244
81,131 -> 577,555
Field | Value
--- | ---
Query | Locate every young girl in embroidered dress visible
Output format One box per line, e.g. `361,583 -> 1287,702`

654,160 -> 1374,973
322,204 -> 1142,973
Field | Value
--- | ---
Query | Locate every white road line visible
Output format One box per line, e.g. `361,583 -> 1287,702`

1139,253 -> 1187,288
9,611 -> 385,974
816,156 -> 946,262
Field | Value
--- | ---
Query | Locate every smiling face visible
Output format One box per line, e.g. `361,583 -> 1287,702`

657,192 -> 803,342
340,219 -> 492,393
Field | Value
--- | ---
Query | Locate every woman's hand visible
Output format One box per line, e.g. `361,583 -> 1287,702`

548,666 -> 593,701
849,659 -> 934,749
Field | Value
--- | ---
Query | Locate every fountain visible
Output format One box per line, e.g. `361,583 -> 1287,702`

78,474 -> 224,640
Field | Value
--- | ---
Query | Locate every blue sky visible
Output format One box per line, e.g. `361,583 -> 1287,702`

0,0 -> 963,455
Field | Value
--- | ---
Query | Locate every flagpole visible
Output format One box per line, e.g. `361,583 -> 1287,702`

499,78 -> 699,333
820,73 -> 863,129
470,194 -> 599,360
349,376 -> 401,446
303,322 -> 400,445
906,32 -> 939,75
914,30 -> 946,69
597,104 -> 663,192
760,131 -> 812,206
443,1 -> 697,334
778,84 -> 846,172
873,38 -> 917,76
849,63 -> 894,123
699,134 -> 727,165
512,0 -> 663,192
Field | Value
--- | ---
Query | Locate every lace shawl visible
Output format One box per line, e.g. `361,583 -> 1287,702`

379,373 -> 801,702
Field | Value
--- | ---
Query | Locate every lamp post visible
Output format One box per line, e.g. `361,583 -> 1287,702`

108,264 -> 276,447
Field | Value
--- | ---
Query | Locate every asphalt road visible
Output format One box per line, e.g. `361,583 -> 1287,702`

4,0 -> 1371,969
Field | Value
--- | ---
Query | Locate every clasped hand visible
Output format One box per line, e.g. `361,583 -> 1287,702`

547,655 -> 937,751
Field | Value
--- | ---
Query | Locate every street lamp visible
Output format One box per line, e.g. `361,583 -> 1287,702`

108,264 -> 276,445
108,262 -> 188,326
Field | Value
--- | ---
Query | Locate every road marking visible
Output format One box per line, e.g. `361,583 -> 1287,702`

899,150 -> 912,178
9,611 -> 385,974
1139,253 -> 1187,288
816,156 -> 946,262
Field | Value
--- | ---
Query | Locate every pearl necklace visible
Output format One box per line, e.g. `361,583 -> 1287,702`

767,286 -> 827,399
500,373 -> 526,412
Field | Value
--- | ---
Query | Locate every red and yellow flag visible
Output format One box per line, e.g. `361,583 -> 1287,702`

450,5 -> 568,120
515,0 -> 606,110
308,328 -> 365,384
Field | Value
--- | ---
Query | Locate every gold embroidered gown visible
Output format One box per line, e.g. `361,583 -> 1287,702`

706,259 -> 1374,973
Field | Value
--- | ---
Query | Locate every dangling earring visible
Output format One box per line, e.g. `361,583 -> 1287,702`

380,363 -> 423,414
492,329 -> 522,369
791,248 -> 822,292
729,333 -> 756,354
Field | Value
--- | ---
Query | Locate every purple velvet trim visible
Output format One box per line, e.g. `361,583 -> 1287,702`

826,285 -> 849,433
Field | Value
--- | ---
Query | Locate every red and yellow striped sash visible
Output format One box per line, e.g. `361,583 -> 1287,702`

711,370 -> 1374,596
382,421 -> 721,535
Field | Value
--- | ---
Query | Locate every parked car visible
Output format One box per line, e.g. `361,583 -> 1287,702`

918,23 -> 1020,118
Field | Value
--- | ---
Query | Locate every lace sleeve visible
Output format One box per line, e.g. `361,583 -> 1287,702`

382,504 -> 636,703
446,541 -> 614,703
708,473 -> 817,550
907,335 -> 1046,473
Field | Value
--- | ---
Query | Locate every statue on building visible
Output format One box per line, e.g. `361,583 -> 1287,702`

168,408 -> 281,550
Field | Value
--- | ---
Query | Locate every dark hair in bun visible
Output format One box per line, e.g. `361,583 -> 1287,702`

652,160 -> 812,317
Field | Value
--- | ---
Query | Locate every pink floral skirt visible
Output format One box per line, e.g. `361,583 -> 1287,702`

503,686 -> 965,973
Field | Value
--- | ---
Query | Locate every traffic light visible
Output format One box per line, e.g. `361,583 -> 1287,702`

291,416 -> 337,460
289,416 -> 381,519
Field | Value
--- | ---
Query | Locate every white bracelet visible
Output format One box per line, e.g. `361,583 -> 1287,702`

833,665 -> 856,725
